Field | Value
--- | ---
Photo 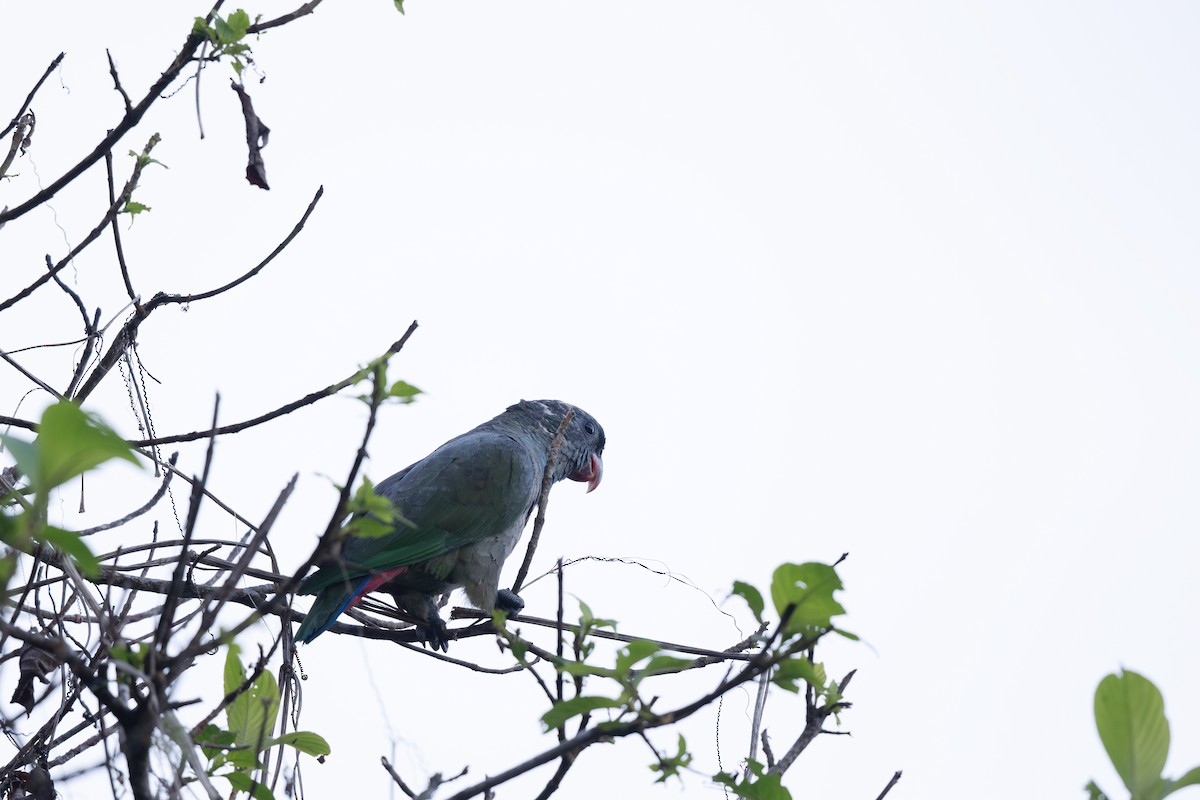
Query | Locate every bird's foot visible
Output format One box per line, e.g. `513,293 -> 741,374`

420,615 -> 451,652
495,588 -> 524,615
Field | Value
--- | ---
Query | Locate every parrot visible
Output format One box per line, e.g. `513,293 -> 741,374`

294,399 -> 605,649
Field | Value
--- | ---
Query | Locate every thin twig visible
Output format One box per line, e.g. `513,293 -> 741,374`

0,133 -> 163,315
510,410 -> 574,595
76,453 -> 177,536
173,475 -> 297,662
760,730 -> 775,770
744,668 -> 771,776
2,53 -> 63,137
104,150 -> 137,303
875,771 -> 903,800
0,348 -> 63,398
65,308 -> 102,399
441,628 -> 827,800
131,320 -> 421,449
451,609 -> 757,662
105,50 -> 133,115
0,15 -> 210,227
283,325 -> 418,593
247,0 -> 327,33
151,396 -> 219,662
381,757 -> 417,799
73,186 -> 325,401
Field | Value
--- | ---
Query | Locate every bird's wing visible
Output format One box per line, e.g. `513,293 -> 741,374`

301,429 -> 540,592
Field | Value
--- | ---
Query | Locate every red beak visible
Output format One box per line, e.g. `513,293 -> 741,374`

586,451 -> 603,493
570,451 -> 604,493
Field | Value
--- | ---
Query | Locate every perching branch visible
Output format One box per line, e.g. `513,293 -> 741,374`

510,409 -> 574,595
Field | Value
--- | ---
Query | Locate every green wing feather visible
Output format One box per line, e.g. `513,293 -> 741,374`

300,429 -> 540,595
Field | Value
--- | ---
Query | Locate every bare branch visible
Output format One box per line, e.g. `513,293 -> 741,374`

151,396 -> 219,660
0,23 -> 205,226
451,609 -> 757,662
510,409 -> 574,594
440,629 -> 826,800
105,50 -> 133,115
104,150 -> 137,304
73,186 -> 325,401
77,453 -> 177,536
247,0 -> 327,34
0,347 -> 63,398
65,308 -> 102,399
130,321 -> 416,448
381,756 -> 418,799
0,133 -> 163,315
875,771 -> 903,800
2,52 -> 63,138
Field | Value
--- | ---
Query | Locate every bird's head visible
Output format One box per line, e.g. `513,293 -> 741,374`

509,399 -> 606,492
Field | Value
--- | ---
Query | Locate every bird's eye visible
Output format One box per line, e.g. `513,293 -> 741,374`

584,422 -> 597,436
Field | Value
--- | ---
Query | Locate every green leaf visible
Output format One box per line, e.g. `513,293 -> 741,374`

769,562 -> 845,638
1085,780 -> 1112,800
351,477 -> 395,522
223,747 -> 260,770
0,551 -> 16,596
226,653 -> 280,752
387,380 -> 422,403
577,600 -> 617,631
222,771 -> 275,800
342,476 -> 418,538
226,9 -> 251,38
713,769 -> 793,800
556,659 -> 615,679
127,151 -> 166,170
33,402 -> 140,491
39,526 -> 100,577
343,515 -> 393,539
507,632 -> 528,661
744,773 -> 791,800
196,724 -> 236,760
650,733 -> 692,783
212,10 -> 250,44
192,17 -> 217,42
638,654 -> 693,678
394,0 -> 405,13
772,656 -> 825,694
224,644 -> 244,696
616,640 -> 661,673
732,580 -> 765,624
0,435 -> 39,487
121,201 -> 151,217
1163,766 -> 1200,799
109,643 -> 147,671
541,696 -> 623,730
261,731 -> 331,757
1095,670 -> 1170,800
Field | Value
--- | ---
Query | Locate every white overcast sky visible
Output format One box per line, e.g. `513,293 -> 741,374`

3,2 -> 1200,799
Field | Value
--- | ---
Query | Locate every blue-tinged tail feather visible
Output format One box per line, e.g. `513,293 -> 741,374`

295,577 -> 370,644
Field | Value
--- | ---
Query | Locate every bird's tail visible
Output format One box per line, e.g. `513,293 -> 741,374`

294,566 -> 410,643
295,581 -> 367,644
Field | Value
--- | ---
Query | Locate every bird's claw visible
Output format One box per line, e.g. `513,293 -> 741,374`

496,588 -> 524,614
420,616 -> 450,652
